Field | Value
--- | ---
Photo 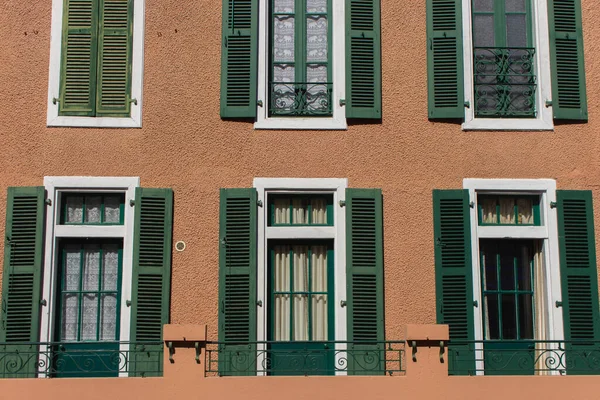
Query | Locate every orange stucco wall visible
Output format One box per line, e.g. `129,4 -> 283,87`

1,0 -> 600,344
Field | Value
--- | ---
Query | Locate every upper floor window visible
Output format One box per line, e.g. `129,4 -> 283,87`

220,0 -> 382,129
47,0 -> 145,128
426,0 -> 588,130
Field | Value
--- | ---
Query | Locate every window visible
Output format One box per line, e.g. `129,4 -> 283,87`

47,0 -> 145,127
426,0 -> 588,129
217,179 -> 384,375
433,180 -> 600,376
0,178 -> 173,378
220,0 -> 382,129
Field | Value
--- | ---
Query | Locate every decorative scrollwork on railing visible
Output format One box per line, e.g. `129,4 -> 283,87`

473,47 -> 536,118
0,342 -> 163,378
447,340 -> 600,376
205,341 -> 405,376
270,82 -> 333,116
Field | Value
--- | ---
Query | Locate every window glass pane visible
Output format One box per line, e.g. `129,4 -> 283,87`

311,246 -> 327,292
273,16 -> 295,63
61,294 -> 79,341
484,294 -> 500,339
274,198 -> 291,224
82,245 -> 101,291
306,16 -> 327,63
104,196 -> 121,224
480,198 -> 497,224
85,196 -> 102,223
312,294 -> 328,340
517,198 -> 533,224
506,14 -> 527,48
518,244 -> 532,291
81,294 -> 99,341
293,294 -> 309,340
306,0 -> 326,12
307,65 -> 328,83
473,0 -> 493,12
274,245 -> 291,291
501,294 -> 517,339
103,245 -> 119,291
293,246 -> 308,291
65,246 -> 81,291
518,294 -> 534,339
100,294 -> 118,341
473,14 -> 495,47
66,196 -> 84,223
505,0 -> 526,13
274,294 -> 291,340
499,243 -> 515,290
292,199 -> 309,224
274,0 -> 294,12
311,198 -> 327,224
482,244 -> 498,290
499,197 -> 516,224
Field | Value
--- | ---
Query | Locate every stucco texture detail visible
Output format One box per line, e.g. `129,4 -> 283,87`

0,0 -> 600,342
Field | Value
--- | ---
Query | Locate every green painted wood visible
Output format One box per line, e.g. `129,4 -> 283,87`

557,190 -> 600,374
96,0 -> 133,117
548,0 -> 588,120
345,188 -> 384,375
129,188 -> 173,377
220,0 -> 258,118
426,0 -> 464,119
433,189 -> 475,375
59,0 -> 100,116
345,0 -> 382,119
0,187 -> 45,378
218,188 -> 257,376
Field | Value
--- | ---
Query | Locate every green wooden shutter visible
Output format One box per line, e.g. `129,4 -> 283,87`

548,0 -> 588,120
96,0 -> 133,117
345,0 -> 382,119
433,189 -> 474,375
220,0 -> 258,118
59,0 -> 99,116
556,190 -> 600,374
218,189 -> 257,376
346,189 -> 384,375
426,0 -> 464,119
0,187 -> 45,378
129,188 -> 173,377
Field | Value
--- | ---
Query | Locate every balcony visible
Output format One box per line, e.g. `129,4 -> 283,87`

270,82 -> 333,116
473,47 -> 537,118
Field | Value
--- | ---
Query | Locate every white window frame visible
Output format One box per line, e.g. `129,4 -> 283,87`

46,0 -> 145,128
461,0 -> 553,131
254,0 -> 347,130
39,176 -> 139,378
463,178 -> 564,375
254,178 -> 348,374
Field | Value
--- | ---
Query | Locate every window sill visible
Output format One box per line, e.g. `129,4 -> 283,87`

47,116 -> 141,128
254,117 -> 347,130
462,117 -> 553,131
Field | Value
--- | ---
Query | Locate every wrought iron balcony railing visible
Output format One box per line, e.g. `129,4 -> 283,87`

270,82 -> 333,116
473,47 -> 537,118
0,341 -> 163,378
447,340 -> 600,376
205,341 -> 405,376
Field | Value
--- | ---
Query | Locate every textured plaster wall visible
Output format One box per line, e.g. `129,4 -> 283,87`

1,0 -> 600,341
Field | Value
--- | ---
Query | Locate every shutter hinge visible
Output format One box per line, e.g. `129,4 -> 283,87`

129,98 -> 138,106
129,199 -> 135,207
256,300 -> 263,307
40,299 -> 47,306
339,200 -> 346,207
126,300 -> 132,307
469,201 -> 475,208
45,199 -> 52,206
340,300 -> 347,308
473,300 -> 478,308
5,236 -> 11,246
550,201 -> 557,209
439,341 -> 445,363
464,101 -> 470,109
167,342 -> 174,363
545,100 -> 552,108
339,99 -> 346,106
52,97 -> 60,105
257,100 -> 263,107
257,200 -> 263,208
555,301 -> 563,308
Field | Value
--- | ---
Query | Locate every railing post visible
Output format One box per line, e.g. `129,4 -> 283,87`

163,325 -> 208,380
404,324 -> 449,378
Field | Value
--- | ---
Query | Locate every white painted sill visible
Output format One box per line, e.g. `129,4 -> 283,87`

254,117 -> 348,130
47,115 -> 141,128
462,117 -> 554,131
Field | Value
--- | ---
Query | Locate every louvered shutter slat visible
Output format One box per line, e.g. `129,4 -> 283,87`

0,187 -> 45,378
218,189 -> 257,376
345,0 -> 381,119
129,188 -> 173,377
346,189 -> 384,375
59,0 -> 99,116
557,190 -> 600,375
426,0 -> 464,119
549,0 -> 587,120
433,190 -> 474,375
220,0 -> 258,118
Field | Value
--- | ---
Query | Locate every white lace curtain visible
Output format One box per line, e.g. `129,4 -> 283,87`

62,243 -> 120,342
65,195 -> 121,224
480,197 -> 534,224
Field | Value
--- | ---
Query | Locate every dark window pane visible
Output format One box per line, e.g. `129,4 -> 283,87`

485,294 -> 500,340
505,0 -> 526,13
517,244 -> 533,291
473,0 -> 494,12
481,242 -> 498,290
499,243 -> 516,290
519,294 -> 534,339
506,14 -> 527,47
473,14 -> 495,47
502,294 -> 517,339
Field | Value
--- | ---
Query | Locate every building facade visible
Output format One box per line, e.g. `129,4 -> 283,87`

0,0 -> 600,395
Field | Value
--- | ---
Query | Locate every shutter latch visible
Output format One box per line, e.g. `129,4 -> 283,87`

52,97 -> 60,105
545,100 -> 552,108
340,300 -> 347,308
129,98 -> 138,106
256,300 -> 263,307
339,200 -> 346,207
550,201 -> 557,209
257,200 -> 263,208
126,300 -> 132,307
555,301 -> 563,308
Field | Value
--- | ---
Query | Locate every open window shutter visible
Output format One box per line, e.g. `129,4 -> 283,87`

556,190 -> 600,375
433,190 -> 474,375
96,0 -> 133,117
129,188 -> 173,377
0,187 -> 45,378
220,0 -> 258,118
426,0 -> 464,119
548,0 -> 588,120
346,189 -> 384,375
59,0 -> 99,116
218,189 -> 257,376
345,0 -> 382,119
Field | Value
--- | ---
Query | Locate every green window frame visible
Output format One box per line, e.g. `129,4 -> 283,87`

477,194 -> 540,226
268,194 -> 334,226
269,0 -> 333,116
61,193 -> 126,225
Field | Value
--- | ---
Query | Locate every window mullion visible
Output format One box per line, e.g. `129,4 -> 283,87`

289,247 -> 294,340
96,245 -> 103,341
495,0 -> 506,48
496,247 -> 503,340
77,245 -> 85,342
308,246 -> 313,341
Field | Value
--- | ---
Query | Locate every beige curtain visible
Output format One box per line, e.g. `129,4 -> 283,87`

311,246 -> 328,341
274,246 -> 291,341
273,197 -> 327,225
533,241 -> 549,375
293,247 -> 309,340
480,197 -> 533,225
